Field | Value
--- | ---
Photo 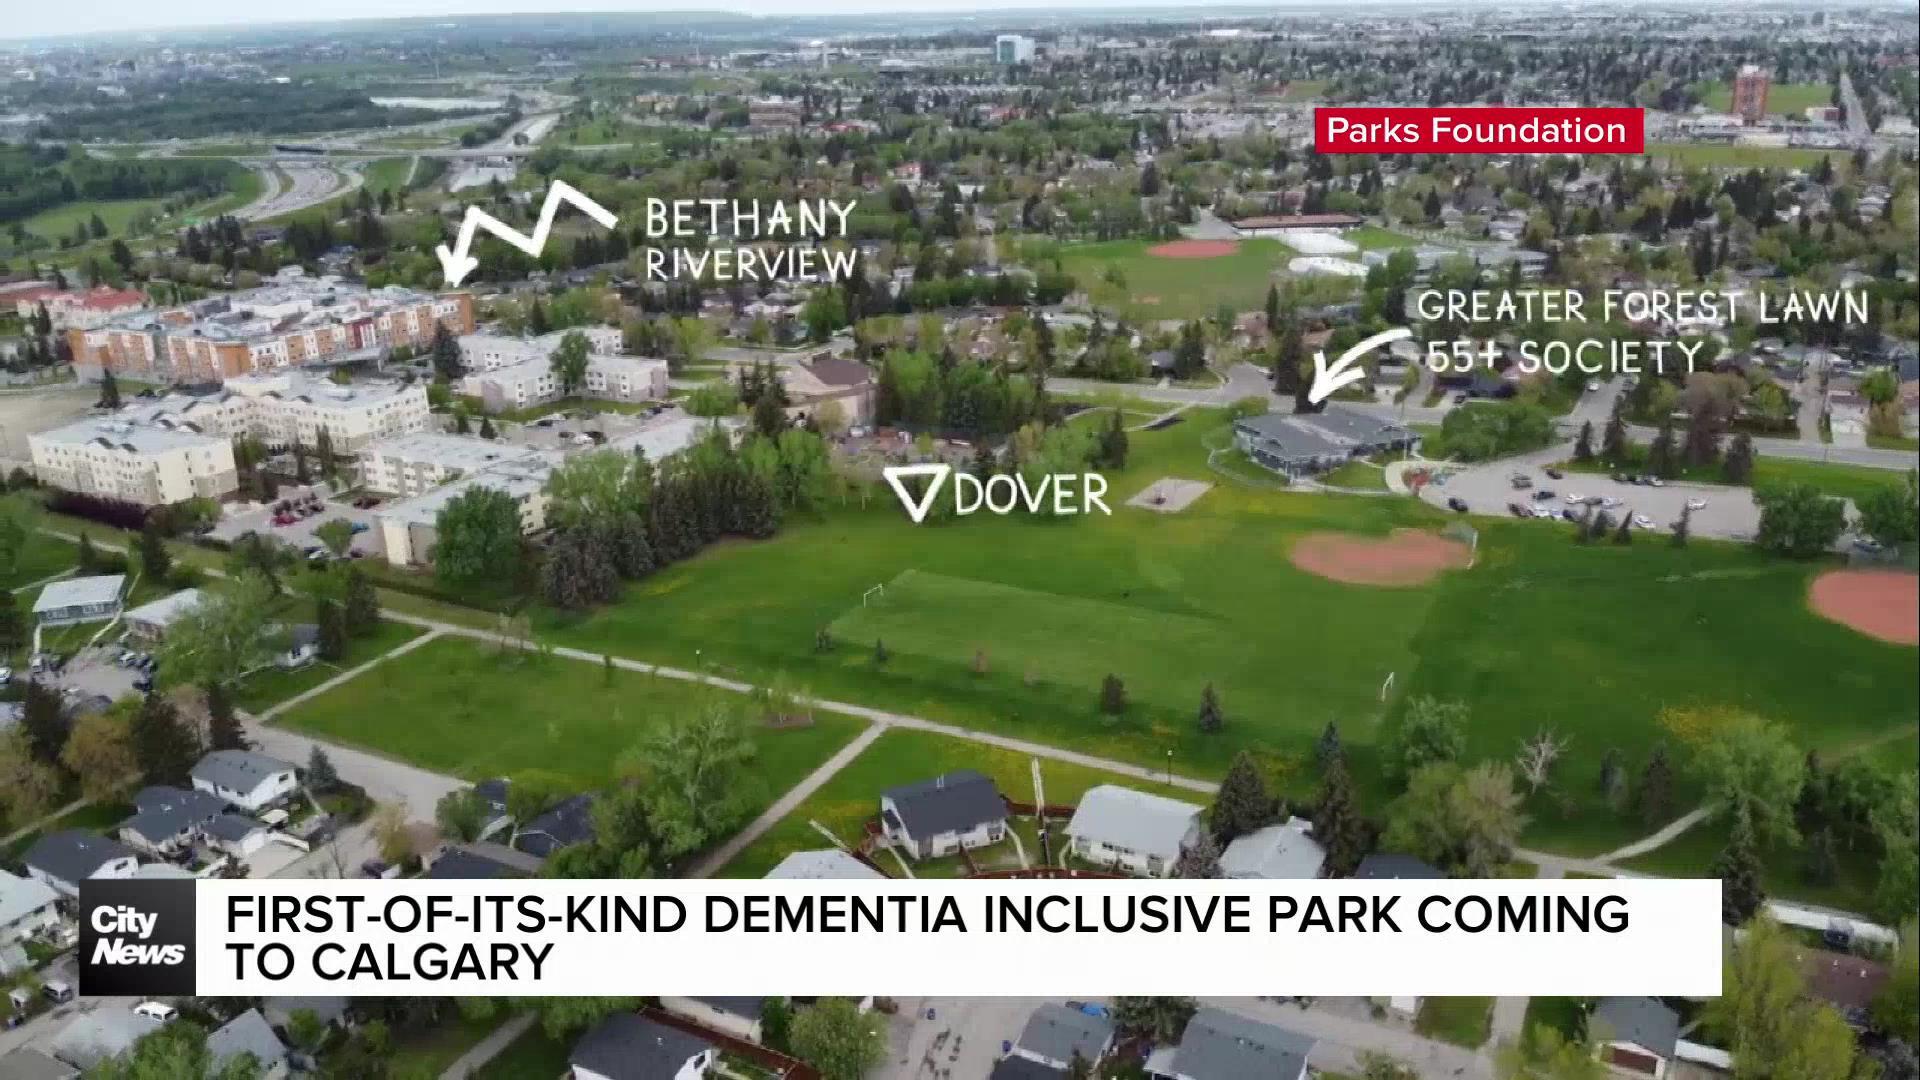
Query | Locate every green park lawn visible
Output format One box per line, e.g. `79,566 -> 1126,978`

22,198 -> 167,242
1702,81 -> 1832,117
275,635 -> 867,796
1561,445 -> 1914,505
1644,142 -> 1846,173
1344,225 -> 1423,252
719,726 -> 1198,878
1052,238 -> 1296,320
1416,997 -> 1494,1049
1278,79 -> 1330,103
3,533 -> 79,592
475,1025 -> 569,1080
227,618 -> 424,714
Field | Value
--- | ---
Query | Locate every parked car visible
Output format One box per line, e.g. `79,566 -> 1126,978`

1543,467 -> 1564,479
133,1002 -> 177,1023
1508,502 -> 1529,517
1586,380 -> 1601,392
1532,490 -> 1555,501
43,982 -> 72,1004
1646,477 -> 1665,487
1633,515 -> 1654,529
0,667 -> 10,686
349,522 -> 370,534
1686,499 -> 1708,511
1510,474 -> 1533,489
1447,497 -> 1469,513
1599,496 -> 1620,509
1532,505 -> 1557,519
1584,495 -> 1605,506
1561,508 -> 1580,522
1565,493 -> 1584,504
1611,472 -> 1630,483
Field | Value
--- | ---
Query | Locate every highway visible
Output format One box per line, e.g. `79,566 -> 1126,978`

232,160 -> 362,221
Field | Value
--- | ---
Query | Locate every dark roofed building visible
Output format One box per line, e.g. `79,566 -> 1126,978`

1015,1004 -> 1115,1071
22,831 -> 139,898
1146,1007 -> 1313,1080
1232,405 -> 1415,479
426,842 -> 542,880
118,786 -> 226,855
570,1013 -> 716,1080
1352,853 -> 1444,880
990,1056 -> 1065,1080
1590,997 -> 1679,1076
879,771 -> 1009,860
513,794 -> 596,859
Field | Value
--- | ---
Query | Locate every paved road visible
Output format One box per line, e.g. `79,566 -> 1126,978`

234,161 -> 361,221
1215,997 -> 1489,1079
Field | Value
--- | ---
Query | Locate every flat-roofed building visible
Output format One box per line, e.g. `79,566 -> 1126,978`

362,433 -> 541,497
459,330 -> 666,413
28,416 -> 237,505
376,452 -> 560,568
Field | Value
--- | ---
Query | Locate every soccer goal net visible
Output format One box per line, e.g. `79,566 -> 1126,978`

862,583 -> 887,606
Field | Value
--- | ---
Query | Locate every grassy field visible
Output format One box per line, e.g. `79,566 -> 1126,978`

388,1015 -> 500,1078
1416,997 -> 1494,1049
358,156 -> 414,195
475,1025 -> 569,1080
520,407 -> 1917,858
1645,141 -> 1846,172
1345,226 -> 1424,252
1320,457 -> 1392,490
276,635 -> 867,795
719,726 -> 1198,877
1052,238 -> 1295,320
1278,80 -> 1330,103
1702,81 -> 1832,117
3,532 -> 79,592
228,618 -> 424,714
22,198 -> 167,242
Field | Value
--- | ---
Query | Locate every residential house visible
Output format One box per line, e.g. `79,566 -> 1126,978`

31,576 -> 125,628
206,1008 -> 289,1080
262,997 -> 350,1033
570,1013 -> 716,1080
22,831 -> 140,899
659,998 -> 765,1044
0,1048 -> 77,1080
204,814 -> 275,858
1145,1007 -> 1314,1080
47,1008 -> 151,1071
1220,818 -> 1325,879
879,771 -> 1009,860
1590,997 -> 1679,1078
123,589 -> 206,642
425,843 -> 542,880
0,871 -> 61,945
117,785 -> 228,857
989,1057 -> 1066,1080
1798,948 -> 1889,1029
764,850 -> 885,880
513,794 -> 596,859
190,749 -> 298,813
1352,853 -> 1444,880
1064,785 -> 1203,878
1012,1004 -> 1115,1071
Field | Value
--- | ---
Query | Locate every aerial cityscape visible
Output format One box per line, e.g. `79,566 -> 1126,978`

0,1 -> 1915,1077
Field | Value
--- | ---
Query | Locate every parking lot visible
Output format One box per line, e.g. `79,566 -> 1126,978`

51,642 -> 147,702
1417,452 -> 1765,542
207,483 -> 387,561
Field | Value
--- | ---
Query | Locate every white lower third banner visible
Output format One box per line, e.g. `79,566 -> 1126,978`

82,878 -> 1722,998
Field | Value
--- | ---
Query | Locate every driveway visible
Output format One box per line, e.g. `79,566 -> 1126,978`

877,997 -> 1056,1080
1417,448 -> 1763,542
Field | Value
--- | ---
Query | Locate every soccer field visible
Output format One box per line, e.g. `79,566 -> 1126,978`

1049,238 -> 1303,320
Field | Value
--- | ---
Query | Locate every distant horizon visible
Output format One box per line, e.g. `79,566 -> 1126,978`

0,0 -> 1877,48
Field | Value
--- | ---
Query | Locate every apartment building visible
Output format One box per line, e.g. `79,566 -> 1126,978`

68,270 -> 474,383
29,416 -> 238,505
459,330 -> 667,413
377,452 -> 560,567
747,97 -> 804,130
1732,65 -> 1771,125
110,372 -> 430,455
11,284 -> 148,330
361,433 -> 541,497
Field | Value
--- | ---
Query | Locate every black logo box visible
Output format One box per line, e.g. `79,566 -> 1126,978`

78,879 -> 198,998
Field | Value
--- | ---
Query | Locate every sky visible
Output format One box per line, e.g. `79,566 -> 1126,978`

14,0 -> 1347,44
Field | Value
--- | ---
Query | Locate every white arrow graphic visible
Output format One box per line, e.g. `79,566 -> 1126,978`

1307,326 -> 1415,406
435,180 -> 620,287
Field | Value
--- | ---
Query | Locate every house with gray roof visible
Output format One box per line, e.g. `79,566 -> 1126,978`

190,749 -> 297,813
1064,785 -> 1203,878
426,843 -> 541,880
204,814 -> 274,858
765,849 -> 885,880
0,1048 -> 76,1080
1221,818 -> 1325,880
0,871 -> 59,946
570,1013 -> 715,1080
31,576 -> 125,627
1590,997 -> 1679,1077
512,794 -> 596,859
206,1008 -> 288,1079
1013,1004 -> 1115,1071
123,588 -> 206,642
47,1008 -> 150,1071
1352,853 -> 1443,880
659,997 -> 766,1044
1145,1007 -> 1313,1080
879,771 -> 1008,860
117,786 -> 227,857
22,831 -> 139,899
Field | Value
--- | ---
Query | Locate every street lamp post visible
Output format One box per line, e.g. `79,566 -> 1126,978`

1166,749 -> 1173,785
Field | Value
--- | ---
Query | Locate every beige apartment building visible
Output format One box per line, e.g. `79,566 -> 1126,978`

111,372 -> 431,455
29,419 -> 238,506
458,329 -> 668,413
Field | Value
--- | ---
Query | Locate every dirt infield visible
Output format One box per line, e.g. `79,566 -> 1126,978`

1809,569 -> 1919,645
1289,529 -> 1474,587
1147,239 -> 1239,259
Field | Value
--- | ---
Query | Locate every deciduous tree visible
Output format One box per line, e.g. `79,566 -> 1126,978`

1754,483 -> 1847,558
1386,697 -> 1467,785
1696,714 -> 1805,847
434,486 -> 524,588
791,997 -> 886,1080
61,712 -> 139,801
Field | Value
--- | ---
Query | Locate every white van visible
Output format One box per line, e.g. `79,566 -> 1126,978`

134,1002 -> 178,1023
42,981 -> 72,1004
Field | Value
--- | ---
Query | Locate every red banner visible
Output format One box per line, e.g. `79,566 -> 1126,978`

1314,107 -> 1644,154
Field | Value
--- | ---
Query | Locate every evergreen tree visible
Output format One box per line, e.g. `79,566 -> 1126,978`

316,597 -> 348,661
1314,756 -> 1369,877
1638,744 -> 1675,827
1647,420 -> 1679,479
315,426 -> 337,481
21,680 -> 69,766
1672,503 -> 1692,547
1210,750 -> 1272,843
130,692 -> 203,787
204,682 -> 247,752
1802,826 -> 1839,887
137,518 -> 171,582
97,370 -> 121,410
1099,673 -> 1127,715
479,415 -> 497,439
1723,434 -> 1755,484
1713,809 -> 1766,926
306,745 -> 339,791
1098,409 -> 1129,469
872,638 -> 889,665
1196,683 -> 1223,734
1315,721 -> 1344,768
430,321 -> 464,380
1613,511 -> 1634,545
1572,421 -> 1594,462
1173,830 -> 1223,878
969,441 -> 996,482
1598,748 -> 1629,812
0,591 -> 23,654
1601,402 -> 1629,464
454,411 -> 471,435
342,567 -> 379,637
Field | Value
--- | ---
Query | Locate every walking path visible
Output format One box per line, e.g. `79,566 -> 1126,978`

258,628 -> 445,721
439,1012 -> 535,1080
0,796 -> 90,847
685,720 -> 890,877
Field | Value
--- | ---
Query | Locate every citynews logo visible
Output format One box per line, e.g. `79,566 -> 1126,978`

79,880 -> 197,997
882,464 -> 1111,525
